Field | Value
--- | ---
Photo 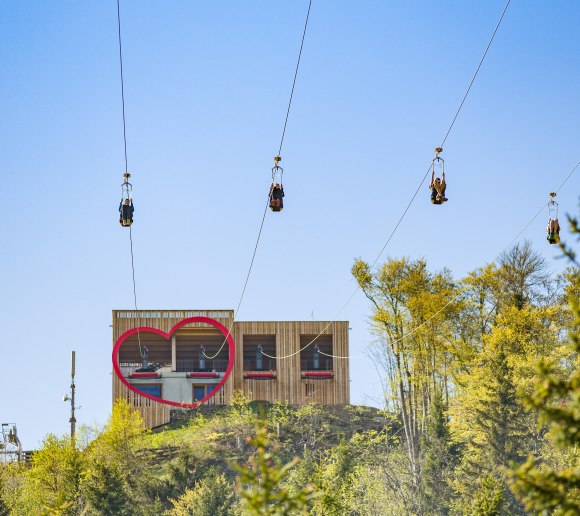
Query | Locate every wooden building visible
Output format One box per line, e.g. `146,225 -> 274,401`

112,309 -> 350,428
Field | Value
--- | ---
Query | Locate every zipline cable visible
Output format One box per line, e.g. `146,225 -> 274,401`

203,0 -> 314,360
262,0 -> 513,361
116,0 -> 142,355
117,0 -> 129,176
278,0 -> 313,158
440,0 -> 511,149
316,159 -> 580,360
202,199 -> 270,360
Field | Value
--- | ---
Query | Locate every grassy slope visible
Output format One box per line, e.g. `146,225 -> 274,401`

137,403 -> 391,487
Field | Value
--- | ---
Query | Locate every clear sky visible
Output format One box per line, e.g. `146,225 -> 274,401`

1,1 -> 578,449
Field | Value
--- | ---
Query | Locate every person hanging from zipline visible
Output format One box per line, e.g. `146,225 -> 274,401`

269,183 -> 284,211
547,218 -> 560,244
430,171 -> 447,204
119,172 -> 134,226
429,147 -> 448,204
119,197 -> 134,226
269,156 -> 285,212
546,192 -> 560,244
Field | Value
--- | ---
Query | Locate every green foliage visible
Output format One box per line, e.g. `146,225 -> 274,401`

77,398 -> 150,512
509,211 -> 580,514
82,461 -> 131,515
167,470 -> 237,515
25,433 -> 81,514
230,389 -> 254,418
474,347 -> 526,469
451,344 -> 527,514
233,424 -> 314,515
96,398 -> 148,465
420,394 -> 456,514
472,475 -> 505,516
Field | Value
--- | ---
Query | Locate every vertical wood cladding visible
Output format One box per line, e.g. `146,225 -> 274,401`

113,311 -> 349,429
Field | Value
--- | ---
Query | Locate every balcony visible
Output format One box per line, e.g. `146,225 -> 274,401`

175,359 -> 228,373
243,358 -> 276,372
300,357 -> 333,371
243,335 -> 277,375
300,335 -> 334,377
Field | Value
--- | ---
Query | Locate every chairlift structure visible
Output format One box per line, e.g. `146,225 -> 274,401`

0,423 -> 22,463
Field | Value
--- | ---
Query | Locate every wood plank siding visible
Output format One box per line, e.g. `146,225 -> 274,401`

112,310 -> 349,429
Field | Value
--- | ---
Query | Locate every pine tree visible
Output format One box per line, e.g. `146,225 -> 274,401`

83,461 -> 132,515
420,394 -> 456,514
451,344 -> 528,514
168,470 -> 237,516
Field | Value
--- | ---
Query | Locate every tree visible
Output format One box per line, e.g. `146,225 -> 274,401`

420,394 -> 456,514
86,398 -> 147,476
309,430 -> 405,515
472,475 -> 505,516
451,345 -> 527,514
23,434 -> 81,514
498,240 -> 550,310
462,263 -> 503,339
233,424 -> 314,515
352,257 -> 461,500
509,210 -> 580,514
82,461 -> 132,515
80,398 -> 149,511
167,470 -> 237,516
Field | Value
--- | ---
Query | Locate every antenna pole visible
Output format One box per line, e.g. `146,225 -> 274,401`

70,351 -> 76,446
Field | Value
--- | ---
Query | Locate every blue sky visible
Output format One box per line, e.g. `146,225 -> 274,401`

1,1 -> 578,448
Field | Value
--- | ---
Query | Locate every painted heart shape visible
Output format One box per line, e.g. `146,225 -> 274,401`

112,316 -> 235,408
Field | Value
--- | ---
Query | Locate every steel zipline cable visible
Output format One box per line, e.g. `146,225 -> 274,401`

277,0 -> 313,158
116,0 -> 142,354
262,0 -> 512,361
440,0 -> 511,150
203,0 -> 314,360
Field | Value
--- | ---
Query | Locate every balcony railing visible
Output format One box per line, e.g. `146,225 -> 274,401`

175,359 -> 228,372
119,361 -> 171,376
243,358 -> 276,371
119,359 -> 228,374
300,358 -> 333,371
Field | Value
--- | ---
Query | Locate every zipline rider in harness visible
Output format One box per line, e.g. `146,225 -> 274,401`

119,172 -> 134,227
547,192 -> 560,244
429,148 -> 448,204
269,156 -> 285,212
119,198 -> 134,226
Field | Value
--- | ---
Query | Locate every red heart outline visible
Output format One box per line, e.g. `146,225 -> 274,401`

112,316 -> 235,408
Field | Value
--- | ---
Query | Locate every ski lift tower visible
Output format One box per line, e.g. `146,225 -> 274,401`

0,423 -> 22,463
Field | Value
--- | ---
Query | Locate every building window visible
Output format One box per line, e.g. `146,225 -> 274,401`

300,335 -> 333,371
243,335 -> 276,371
192,385 -> 225,405
135,384 -> 162,398
175,332 -> 229,373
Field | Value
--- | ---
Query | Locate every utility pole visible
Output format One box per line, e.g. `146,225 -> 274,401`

64,351 -> 76,447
